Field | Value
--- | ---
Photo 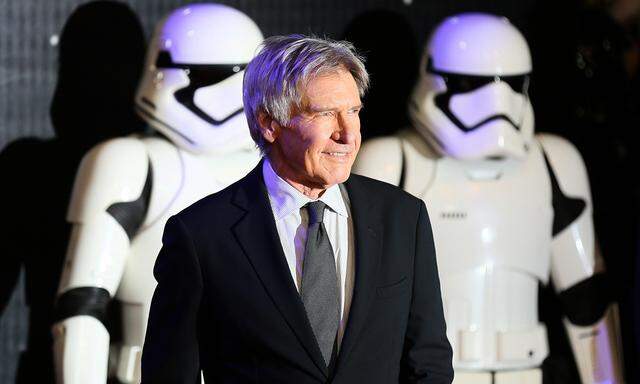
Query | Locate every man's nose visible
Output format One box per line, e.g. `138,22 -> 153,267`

334,113 -> 358,144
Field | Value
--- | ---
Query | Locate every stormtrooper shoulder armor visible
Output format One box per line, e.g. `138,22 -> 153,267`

353,136 -> 403,186
68,137 -> 151,238
538,133 -> 591,238
537,133 -> 591,208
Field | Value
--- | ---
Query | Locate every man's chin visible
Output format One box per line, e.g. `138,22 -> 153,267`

321,168 -> 351,187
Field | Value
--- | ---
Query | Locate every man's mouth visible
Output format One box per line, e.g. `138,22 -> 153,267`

323,152 -> 349,157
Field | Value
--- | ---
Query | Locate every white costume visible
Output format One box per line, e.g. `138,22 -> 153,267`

51,4 -> 263,383
353,13 -> 624,384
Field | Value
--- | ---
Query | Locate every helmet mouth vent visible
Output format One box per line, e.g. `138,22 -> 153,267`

434,93 -> 521,133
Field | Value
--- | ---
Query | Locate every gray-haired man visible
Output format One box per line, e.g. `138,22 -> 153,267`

141,35 -> 453,384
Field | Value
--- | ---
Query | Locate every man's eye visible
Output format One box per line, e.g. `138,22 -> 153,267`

348,108 -> 361,115
319,111 -> 335,117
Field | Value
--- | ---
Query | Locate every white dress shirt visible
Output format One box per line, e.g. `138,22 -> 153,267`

262,158 -> 355,348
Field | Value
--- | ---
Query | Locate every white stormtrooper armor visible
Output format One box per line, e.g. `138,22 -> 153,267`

353,13 -> 624,384
51,4 -> 263,383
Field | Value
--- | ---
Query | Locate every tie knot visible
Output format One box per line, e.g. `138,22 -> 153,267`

306,201 -> 326,224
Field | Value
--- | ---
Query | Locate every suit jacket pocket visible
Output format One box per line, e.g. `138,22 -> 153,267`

376,277 -> 409,299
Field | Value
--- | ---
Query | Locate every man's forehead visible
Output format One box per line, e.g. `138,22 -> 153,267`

299,69 -> 360,109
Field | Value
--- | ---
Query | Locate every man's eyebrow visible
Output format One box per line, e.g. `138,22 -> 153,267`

308,105 -> 339,112
307,103 -> 364,112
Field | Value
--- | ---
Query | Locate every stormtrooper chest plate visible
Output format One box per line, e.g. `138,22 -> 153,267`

410,144 -> 554,370
423,147 -> 553,280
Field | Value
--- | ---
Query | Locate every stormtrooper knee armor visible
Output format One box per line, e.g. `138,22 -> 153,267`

51,4 -> 263,383
354,13 -> 624,384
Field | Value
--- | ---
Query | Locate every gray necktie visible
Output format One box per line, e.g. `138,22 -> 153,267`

300,201 -> 339,366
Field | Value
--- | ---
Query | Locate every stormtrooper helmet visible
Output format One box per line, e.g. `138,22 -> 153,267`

409,13 -> 534,160
135,3 -> 263,154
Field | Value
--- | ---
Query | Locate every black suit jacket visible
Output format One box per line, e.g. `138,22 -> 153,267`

141,163 -> 453,383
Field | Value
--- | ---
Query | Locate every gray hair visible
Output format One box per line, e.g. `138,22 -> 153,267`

243,34 -> 369,154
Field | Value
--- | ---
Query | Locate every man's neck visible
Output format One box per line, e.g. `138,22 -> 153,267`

266,156 -> 327,199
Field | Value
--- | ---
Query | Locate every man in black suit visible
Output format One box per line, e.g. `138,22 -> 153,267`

141,35 -> 453,383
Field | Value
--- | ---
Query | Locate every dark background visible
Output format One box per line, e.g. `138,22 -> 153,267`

0,0 -> 637,383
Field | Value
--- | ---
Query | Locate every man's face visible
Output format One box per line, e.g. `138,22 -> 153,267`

269,68 -> 362,190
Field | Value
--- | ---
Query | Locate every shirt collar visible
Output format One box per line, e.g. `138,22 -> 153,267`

262,157 -> 349,221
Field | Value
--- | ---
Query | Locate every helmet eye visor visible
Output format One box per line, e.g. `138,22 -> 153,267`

426,58 -> 529,95
155,50 -> 246,85
154,50 -> 247,126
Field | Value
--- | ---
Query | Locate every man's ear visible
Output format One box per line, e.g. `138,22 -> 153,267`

258,111 -> 281,144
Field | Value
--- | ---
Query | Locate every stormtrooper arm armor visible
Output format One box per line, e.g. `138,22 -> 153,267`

539,134 -> 624,384
52,138 -> 151,384
352,136 -> 403,186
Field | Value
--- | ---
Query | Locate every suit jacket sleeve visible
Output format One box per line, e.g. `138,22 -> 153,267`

400,201 -> 454,384
141,216 -> 202,384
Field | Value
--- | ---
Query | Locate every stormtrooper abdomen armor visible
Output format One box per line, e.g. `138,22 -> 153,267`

424,141 -> 552,371
357,130 -> 551,370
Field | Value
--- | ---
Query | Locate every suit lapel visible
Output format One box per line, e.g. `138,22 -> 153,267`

231,163 -> 328,378
335,175 -> 383,371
